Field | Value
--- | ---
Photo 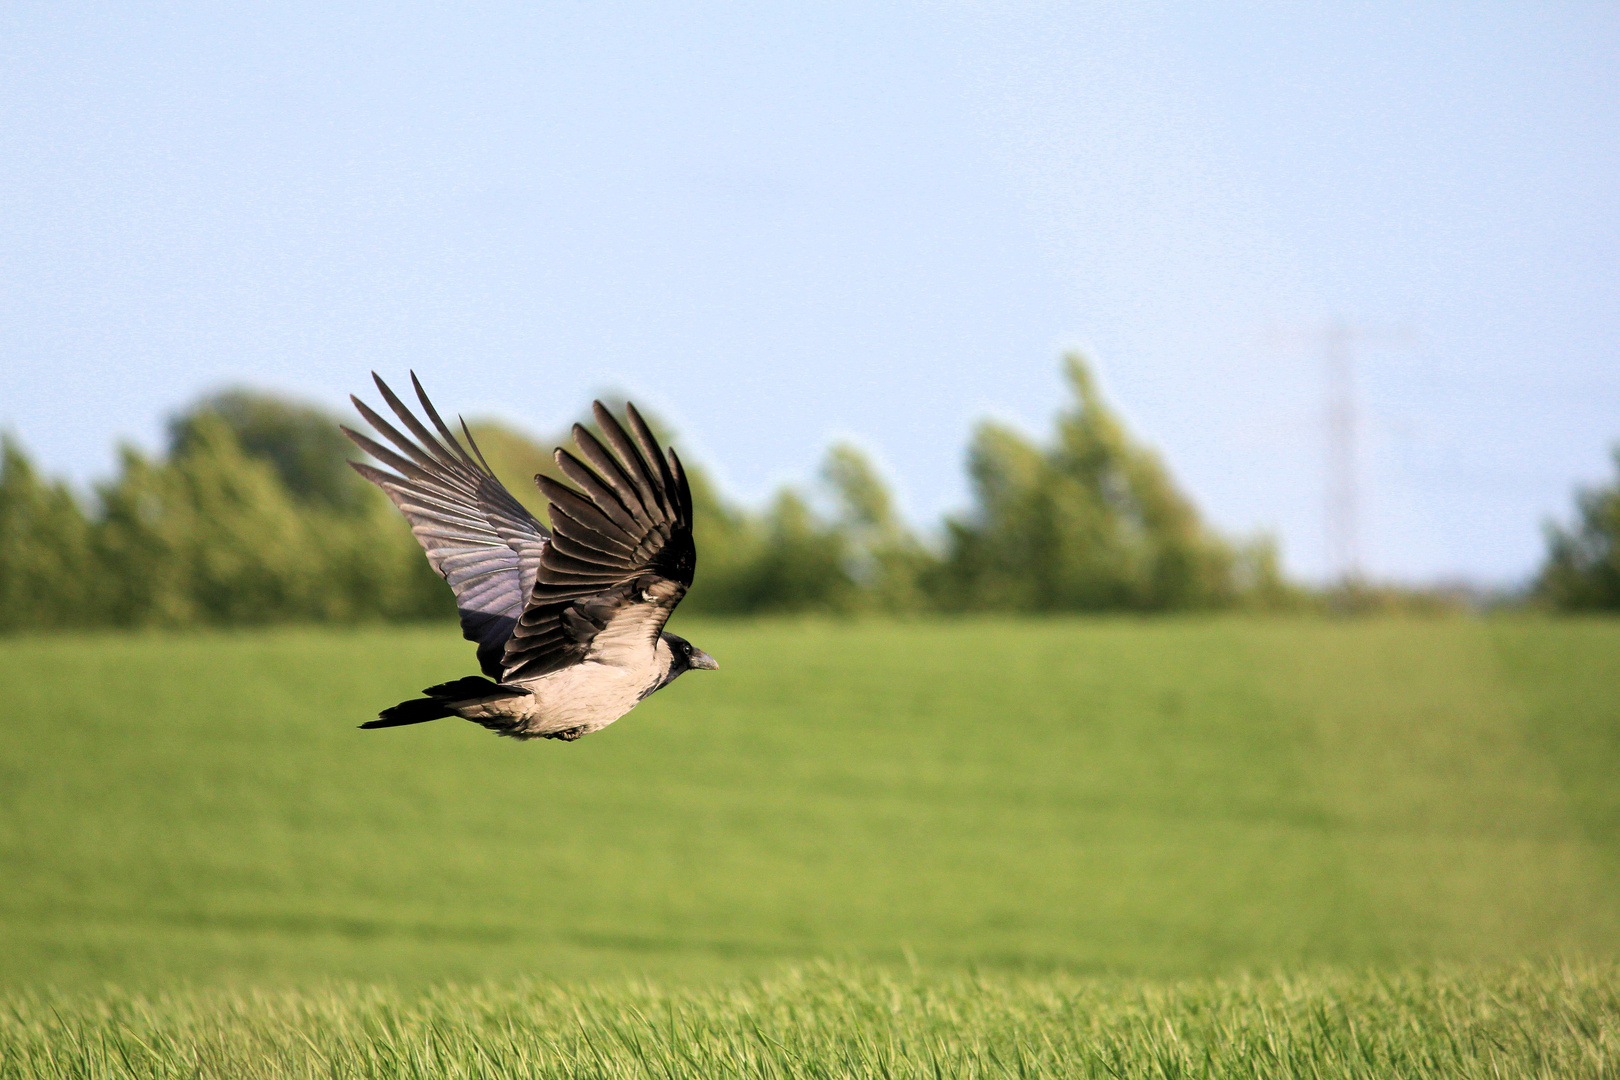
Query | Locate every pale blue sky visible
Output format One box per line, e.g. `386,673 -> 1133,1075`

2,2 -> 1616,584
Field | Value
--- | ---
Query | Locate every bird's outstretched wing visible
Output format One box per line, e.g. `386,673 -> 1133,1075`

505,401 -> 695,682
343,373 -> 548,679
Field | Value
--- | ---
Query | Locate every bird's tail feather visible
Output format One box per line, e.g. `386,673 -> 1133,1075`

361,697 -> 455,729
360,676 -> 527,730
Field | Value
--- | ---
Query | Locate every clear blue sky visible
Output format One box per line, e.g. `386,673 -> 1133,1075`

2,2 -> 1616,584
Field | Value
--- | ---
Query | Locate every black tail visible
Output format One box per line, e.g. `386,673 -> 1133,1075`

361,697 -> 456,729
360,676 -> 523,730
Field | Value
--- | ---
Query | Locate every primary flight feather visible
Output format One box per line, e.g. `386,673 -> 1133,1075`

343,372 -> 717,741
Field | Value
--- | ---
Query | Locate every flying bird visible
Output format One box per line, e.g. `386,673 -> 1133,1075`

342,373 -> 717,741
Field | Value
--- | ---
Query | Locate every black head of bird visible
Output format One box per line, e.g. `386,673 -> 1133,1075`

663,632 -> 720,677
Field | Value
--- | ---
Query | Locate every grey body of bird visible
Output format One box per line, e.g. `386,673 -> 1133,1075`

343,373 -> 717,741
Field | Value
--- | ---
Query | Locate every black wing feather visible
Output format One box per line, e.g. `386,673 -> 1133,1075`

591,404 -> 663,519
345,373 -> 549,678
570,423 -> 651,519
349,376 -> 696,687
503,402 -> 696,682
624,404 -> 680,519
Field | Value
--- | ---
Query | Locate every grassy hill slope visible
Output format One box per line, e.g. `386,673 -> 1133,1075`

1,617 -> 1616,986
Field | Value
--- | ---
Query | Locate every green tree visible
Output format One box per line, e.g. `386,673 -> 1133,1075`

0,437 -> 99,630
97,415 -> 450,627
821,442 -> 935,611
2,361 -> 1299,632
727,488 -> 856,613
1538,447 -> 1620,610
170,389 -> 370,512
168,388 -> 452,622
677,464 -> 770,614
942,354 -> 1240,611
96,417 -> 324,625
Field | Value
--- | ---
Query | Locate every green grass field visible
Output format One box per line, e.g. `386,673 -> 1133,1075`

2,616 -> 1617,1075
4,964 -> 1615,1079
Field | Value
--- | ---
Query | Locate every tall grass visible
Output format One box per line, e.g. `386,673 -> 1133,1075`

3,963 -> 1615,1079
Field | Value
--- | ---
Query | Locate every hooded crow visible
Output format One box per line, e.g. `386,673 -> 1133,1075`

342,373 -> 717,741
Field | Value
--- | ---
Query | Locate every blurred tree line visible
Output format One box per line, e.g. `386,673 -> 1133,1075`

0,395 -> 452,632
0,353 -> 1369,633
1535,447 -> 1620,611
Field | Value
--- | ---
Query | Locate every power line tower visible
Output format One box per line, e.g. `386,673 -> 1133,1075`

1266,320 -> 1413,586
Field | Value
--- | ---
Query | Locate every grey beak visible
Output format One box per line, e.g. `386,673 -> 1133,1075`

689,649 -> 719,671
